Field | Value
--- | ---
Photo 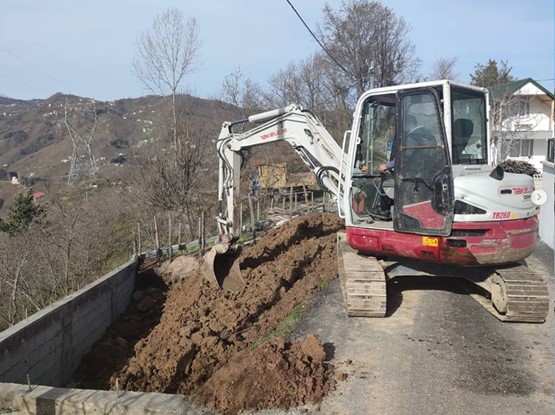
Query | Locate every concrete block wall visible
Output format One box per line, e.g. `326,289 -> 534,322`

0,258 -> 138,387
0,383 -> 214,415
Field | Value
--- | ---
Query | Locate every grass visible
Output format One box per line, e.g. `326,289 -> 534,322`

250,303 -> 305,350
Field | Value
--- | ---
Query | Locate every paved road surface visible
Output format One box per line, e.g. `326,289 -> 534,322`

268,242 -> 554,415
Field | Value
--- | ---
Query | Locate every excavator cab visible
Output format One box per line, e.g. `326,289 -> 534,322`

349,86 -> 454,236
348,82 -> 493,235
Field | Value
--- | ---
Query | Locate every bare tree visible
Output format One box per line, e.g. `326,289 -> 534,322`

266,54 -> 332,115
129,96 -> 214,222
318,0 -> 420,96
0,229 -> 40,326
132,8 -> 215,229
429,57 -> 458,81
0,185 -> 134,330
490,91 -> 540,163
133,8 -> 202,152
221,67 -> 265,116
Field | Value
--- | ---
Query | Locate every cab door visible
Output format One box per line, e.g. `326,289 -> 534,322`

393,88 -> 454,236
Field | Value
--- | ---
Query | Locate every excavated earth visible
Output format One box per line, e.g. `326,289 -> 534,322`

69,213 -> 344,415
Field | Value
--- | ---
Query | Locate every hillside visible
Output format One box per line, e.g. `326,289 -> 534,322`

0,93 -> 240,208
0,93 -> 319,213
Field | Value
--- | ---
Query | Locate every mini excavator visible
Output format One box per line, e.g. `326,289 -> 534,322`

207,80 -> 549,323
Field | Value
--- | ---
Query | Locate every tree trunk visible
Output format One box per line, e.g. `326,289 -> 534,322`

154,216 -> 161,265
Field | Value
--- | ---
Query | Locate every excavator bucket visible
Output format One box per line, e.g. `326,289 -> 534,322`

201,242 -> 244,292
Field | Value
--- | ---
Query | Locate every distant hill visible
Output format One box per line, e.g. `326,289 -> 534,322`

0,93 -> 239,199
0,92 -> 249,217
0,92 -> 320,216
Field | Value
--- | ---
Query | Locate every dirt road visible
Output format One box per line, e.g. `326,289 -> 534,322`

289,242 -> 554,415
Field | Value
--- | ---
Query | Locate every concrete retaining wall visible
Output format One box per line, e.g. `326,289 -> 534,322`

0,259 -> 138,387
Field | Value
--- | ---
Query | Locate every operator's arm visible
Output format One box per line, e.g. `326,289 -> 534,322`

379,159 -> 395,172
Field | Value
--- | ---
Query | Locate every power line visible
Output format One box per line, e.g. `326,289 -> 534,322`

0,45 -> 68,88
284,0 -> 350,77
0,73 -> 48,93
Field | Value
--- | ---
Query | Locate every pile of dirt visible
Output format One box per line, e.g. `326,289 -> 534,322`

70,213 -> 343,414
196,334 -> 332,415
498,159 -> 539,176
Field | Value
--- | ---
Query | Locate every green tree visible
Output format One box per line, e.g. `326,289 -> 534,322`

0,191 -> 46,237
470,59 -> 516,88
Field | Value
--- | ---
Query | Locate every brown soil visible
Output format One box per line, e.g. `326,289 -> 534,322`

70,213 -> 343,415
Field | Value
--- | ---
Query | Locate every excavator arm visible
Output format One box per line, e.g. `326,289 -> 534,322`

215,104 -> 346,238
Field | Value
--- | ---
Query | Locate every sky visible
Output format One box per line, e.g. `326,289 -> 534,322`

0,0 -> 553,102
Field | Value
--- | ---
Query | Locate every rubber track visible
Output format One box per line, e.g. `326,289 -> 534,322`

471,264 -> 549,323
337,233 -> 387,317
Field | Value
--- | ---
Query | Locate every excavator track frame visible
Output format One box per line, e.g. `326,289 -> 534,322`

337,232 -> 387,317
337,232 -> 549,323
470,264 -> 550,323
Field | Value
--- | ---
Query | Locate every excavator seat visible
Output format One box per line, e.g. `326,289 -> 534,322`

452,118 -> 474,164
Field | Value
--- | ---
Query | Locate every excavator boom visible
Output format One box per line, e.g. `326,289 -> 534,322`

215,104 -> 345,238
205,104 -> 346,290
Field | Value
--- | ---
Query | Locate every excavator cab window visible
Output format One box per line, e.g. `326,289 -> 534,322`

350,97 -> 396,220
451,87 -> 488,165
356,99 -> 396,175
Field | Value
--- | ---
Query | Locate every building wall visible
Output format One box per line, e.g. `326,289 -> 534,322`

0,259 -> 137,387
528,98 -> 551,131
501,99 -> 550,132
539,161 -> 554,249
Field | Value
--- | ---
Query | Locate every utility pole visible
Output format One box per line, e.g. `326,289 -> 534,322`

65,98 -> 98,184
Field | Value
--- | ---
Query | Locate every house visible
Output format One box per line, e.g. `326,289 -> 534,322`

488,78 -> 554,171
32,191 -> 45,200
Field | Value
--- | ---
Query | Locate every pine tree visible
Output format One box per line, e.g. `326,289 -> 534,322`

0,190 -> 46,237
470,59 -> 516,88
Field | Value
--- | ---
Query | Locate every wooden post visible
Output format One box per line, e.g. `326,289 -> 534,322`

302,185 -> 309,212
248,192 -> 256,239
201,211 -> 206,253
132,230 -> 137,257
240,202 -> 243,230
168,212 -> 173,262
289,186 -> 293,213
178,222 -> 182,250
154,216 -> 160,265
137,223 -> 141,255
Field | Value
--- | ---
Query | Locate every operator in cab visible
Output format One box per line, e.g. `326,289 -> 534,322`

370,114 -> 419,221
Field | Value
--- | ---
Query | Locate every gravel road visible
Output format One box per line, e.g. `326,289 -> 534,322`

257,241 -> 554,415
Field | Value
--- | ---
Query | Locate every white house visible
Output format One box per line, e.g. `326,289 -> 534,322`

488,78 -> 554,171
